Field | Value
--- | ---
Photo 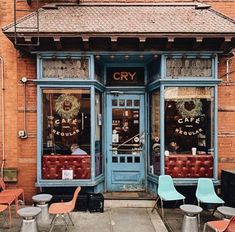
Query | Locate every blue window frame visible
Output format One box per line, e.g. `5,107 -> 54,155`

147,53 -> 220,186
35,53 -> 105,187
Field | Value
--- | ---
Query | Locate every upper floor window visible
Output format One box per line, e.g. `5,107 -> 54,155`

42,58 -> 89,79
166,58 -> 212,78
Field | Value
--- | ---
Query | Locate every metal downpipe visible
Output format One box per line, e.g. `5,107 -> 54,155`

0,56 -> 5,178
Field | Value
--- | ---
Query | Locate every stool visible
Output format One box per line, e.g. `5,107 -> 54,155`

17,207 -> 41,232
217,206 -> 235,219
180,204 -> 203,232
32,194 -> 52,224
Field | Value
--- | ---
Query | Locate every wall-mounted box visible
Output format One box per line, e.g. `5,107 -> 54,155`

3,168 -> 18,182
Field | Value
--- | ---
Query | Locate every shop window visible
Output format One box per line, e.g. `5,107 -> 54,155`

42,88 -> 91,180
42,58 -> 89,79
164,87 -> 214,178
95,91 -> 103,177
166,58 -> 212,78
150,90 -> 160,175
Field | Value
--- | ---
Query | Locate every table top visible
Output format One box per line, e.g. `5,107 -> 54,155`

180,204 -> 203,215
217,206 -> 235,218
17,207 -> 41,218
32,194 -> 53,204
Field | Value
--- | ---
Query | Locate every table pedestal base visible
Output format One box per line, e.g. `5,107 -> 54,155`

182,215 -> 198,232
37,203 -> 50,223
21,218 -> 38,232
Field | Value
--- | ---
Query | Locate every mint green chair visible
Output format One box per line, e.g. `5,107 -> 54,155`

196,178 -> 224,209
155,175 -> 185,218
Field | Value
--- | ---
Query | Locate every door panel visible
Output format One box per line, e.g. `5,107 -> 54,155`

106,94 -> 145,191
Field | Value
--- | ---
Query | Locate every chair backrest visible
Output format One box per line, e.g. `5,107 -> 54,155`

70,186 -> 81,210
158,175 -> 176,195
196,178 -> 215,197
0,177 -> 6,191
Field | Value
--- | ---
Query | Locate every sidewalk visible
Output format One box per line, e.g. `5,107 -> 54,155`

0,206 -> 223,232
0,207 -> 168,232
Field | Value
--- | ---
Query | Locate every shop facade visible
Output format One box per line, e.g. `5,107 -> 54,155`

34,52 -> 220,193
1,2 -> 235,201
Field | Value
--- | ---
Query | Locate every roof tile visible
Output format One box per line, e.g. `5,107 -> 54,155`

3,4 -> 235,35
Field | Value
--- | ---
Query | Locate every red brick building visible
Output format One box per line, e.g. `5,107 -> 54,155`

0,0 -> 235,203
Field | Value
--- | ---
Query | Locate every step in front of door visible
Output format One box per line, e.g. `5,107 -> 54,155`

104,199 -> 156,208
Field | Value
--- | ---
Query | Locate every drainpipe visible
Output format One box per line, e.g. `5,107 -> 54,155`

0,56 -> 5,178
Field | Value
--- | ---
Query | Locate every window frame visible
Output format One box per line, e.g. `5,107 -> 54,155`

36,53 -> 105,187
147,53 -> 220,184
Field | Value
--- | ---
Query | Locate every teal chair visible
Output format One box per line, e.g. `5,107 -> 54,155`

153,175 -> 185,218
196,178 -> 224,216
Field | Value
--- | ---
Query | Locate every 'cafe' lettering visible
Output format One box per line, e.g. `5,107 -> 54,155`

113,72 -> 136,81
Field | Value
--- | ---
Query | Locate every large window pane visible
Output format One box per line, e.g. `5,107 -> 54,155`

150,90 -> 160,175
42,88 -> 91,180
164,87 -> 214,178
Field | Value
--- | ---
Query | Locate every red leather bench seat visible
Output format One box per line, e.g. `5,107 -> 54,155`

42,155 -> 91,179
165,155 -> 213,178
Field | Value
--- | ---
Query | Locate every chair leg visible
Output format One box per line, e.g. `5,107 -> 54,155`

202,222 -> 207,232
0,208 -> 9,228
160,199 -> 164,219
22,191 -> 25,205
67,213 -> 74,226
8,204 -> 11,227
212,204 -> 218,216
49,214 -> 59,232
173,200 -> 178,209
197,201 -> 201,225
61,214 -> 68,231
151,197 -> 159,213
50,215 -> 56,225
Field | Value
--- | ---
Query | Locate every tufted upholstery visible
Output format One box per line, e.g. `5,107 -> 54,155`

42,155 -> 91,179
165,155 -> 213,178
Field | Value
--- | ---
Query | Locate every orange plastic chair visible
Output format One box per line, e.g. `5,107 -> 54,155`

0,195 -> 16,226
0,204 -> 8,227
48,186 -> 81,232
203,215 -> 235,232
0,177 -> 25,206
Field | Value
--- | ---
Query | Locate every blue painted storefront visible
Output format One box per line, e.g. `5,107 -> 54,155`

35,52 -> 220,194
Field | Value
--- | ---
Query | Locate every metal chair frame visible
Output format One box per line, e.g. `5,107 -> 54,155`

151,175 -> 186,218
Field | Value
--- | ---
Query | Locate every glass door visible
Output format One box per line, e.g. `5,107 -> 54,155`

106,93 -> 145,191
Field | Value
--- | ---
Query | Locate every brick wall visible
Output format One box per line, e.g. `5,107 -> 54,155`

0,0 -> 37,202
0,0 -> 235,201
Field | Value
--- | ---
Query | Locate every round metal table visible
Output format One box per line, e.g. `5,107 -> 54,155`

17,207 -> 41,232
32,194 -> 53,224
217,206 -> 235,219
180,204 -> 203,232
